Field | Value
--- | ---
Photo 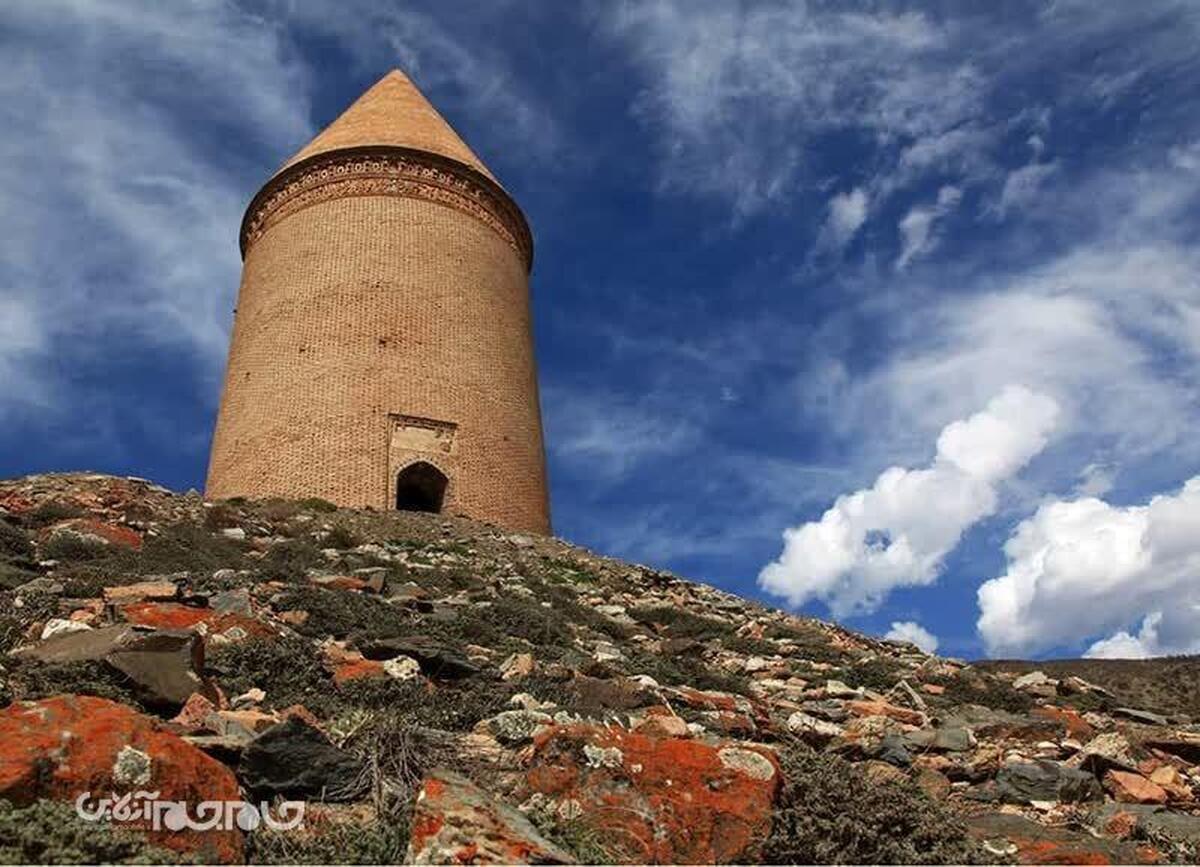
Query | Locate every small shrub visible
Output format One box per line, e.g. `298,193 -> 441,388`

297,497 -> 339,513
202,502 -> 241,531
69,522 -> 248,580
763,621 -> 847,664
7,659 -> 147,709
0,519 -> 33,561
324,524 -> 360,550
723,634 -> 782,656
0,798 -> 184,864
629,605 -> 734,641
762,740 -> 987,864
272,587 -> 410,641
249,820 -> 407,865
20,500 -> 85,529
41,532 -> 107,562
58,573 -> 108,598
487,595 -> 573,648
206,635 -> 332,713
335,678 -> 513,731
625,651 -> 753,696
259,538 -> 324,582
933,671 -> 1034,714
0,560 -> 37,592
836,657 -> 907,693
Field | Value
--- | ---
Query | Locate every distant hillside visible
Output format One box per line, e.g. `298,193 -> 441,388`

978,657 -> 1200,721
0,473 -> 1198,865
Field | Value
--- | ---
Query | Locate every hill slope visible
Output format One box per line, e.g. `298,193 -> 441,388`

978,658 -> 1200,722
0,473 -> 1198,864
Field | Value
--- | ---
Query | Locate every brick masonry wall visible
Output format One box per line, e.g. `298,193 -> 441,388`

206,163 -> 551,534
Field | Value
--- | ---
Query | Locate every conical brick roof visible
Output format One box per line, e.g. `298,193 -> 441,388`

280,69 -> 496,182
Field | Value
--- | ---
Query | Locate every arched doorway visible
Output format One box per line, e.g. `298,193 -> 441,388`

395,461 -> 448,513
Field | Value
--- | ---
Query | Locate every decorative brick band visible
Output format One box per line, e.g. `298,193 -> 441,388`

239,145 -> 533,270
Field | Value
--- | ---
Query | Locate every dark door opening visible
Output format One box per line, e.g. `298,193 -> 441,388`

395,462 -> 448,513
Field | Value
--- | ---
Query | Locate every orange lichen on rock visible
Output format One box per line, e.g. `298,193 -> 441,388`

524,723 -> 781,864
0,696 -> 243,863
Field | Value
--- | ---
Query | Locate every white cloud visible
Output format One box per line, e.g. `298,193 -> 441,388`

602,2 -> 987,216
885,621 -> 939,653
1085,613 -> 1163,659
819,187 -> 870,250
759,386 -> 1059,616
977,477 -> 1200,657
545,388 -> 698,482
994,160 -> 1059,218
0,0 -> 314,423
896,185 -> 961,269
1074,463 -> 1116,498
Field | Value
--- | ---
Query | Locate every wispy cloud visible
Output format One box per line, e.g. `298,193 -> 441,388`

896,185 -> 961,269
0,0 -> 313,425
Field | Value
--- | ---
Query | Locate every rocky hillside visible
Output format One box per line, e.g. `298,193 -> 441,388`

977,658 -> 1200,722
0,473 -> 1198,865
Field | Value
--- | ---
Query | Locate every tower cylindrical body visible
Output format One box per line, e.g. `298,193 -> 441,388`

206,147 -> 550,533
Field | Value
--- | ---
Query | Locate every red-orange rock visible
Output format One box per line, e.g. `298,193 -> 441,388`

524,723 -> 780,863
846,699 -> 926,726
0,696 -> 242,863
1105,770 -> 1169,804
333,657 -> 387,684
46,518 -> 142,550
119,601 -> 273,638
1034,705 -> 1095,740
1104,810 -> 1138,840
171,692 -> 219,731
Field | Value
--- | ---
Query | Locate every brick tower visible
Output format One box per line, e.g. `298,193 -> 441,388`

206,70 -> 550,533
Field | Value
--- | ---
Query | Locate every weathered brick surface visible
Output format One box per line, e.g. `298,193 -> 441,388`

207,71 -> 550,533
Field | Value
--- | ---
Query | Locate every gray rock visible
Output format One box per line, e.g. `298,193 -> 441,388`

211,587 -> 252,616
1113,707 -> 1170,727
357,635 -> 479,679
876,735 -> 912,767
238,717 -> 363,800
786,711 -> 844,743
487,709 -> 553,745
1079,731 -> 1139,773
903,726 -> 974,753
801,699 -> 850,722
16,623 -> 209,706
995,760 -> 1103,804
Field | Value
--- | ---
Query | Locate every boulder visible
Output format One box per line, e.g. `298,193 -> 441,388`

1080,731 -> 1140,773
523,723 -> 780,863
356,635 -> 479,679
967,811 -> 1159,865
15,624 -> 212,706
238,717 -> 363,801
0,696 -> 241,862
407,769 -> 575,864
902,726 -> 974,753
995,760 -> 1103,804
1105,770 -> 1169,805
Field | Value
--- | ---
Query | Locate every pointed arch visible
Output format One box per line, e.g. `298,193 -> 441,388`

394,461 -> 448,513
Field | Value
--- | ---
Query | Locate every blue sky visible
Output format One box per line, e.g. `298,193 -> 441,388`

3,0 -> 1200,660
